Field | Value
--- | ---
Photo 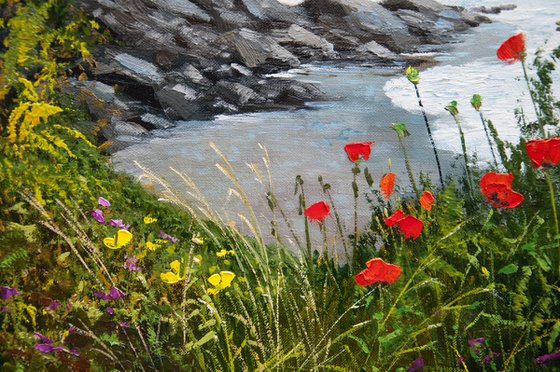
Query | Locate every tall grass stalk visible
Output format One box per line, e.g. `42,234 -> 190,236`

446,101 -> 474,199
521,59 -> 545,137
352,164 -> 360,261
319,175 -> 350,262
391,122 -> 420,198
406,66 -> 445,188
471,94 -> 499,168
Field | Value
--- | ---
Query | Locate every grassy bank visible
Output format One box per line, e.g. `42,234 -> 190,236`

1,1 -> 560,370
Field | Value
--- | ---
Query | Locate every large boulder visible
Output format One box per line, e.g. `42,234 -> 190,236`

221,28 -> 301,69
273,24 -> 336,58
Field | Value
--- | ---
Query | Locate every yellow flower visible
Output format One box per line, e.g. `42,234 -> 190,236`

216,249 -> 234,258
481,266 -> 490,279
207,271 -> 235,295
103,229 -> 133,249
146,241 -> 161,251
154,239 -> 168,245
144,216 -> 157,224
191,234 -> 204,245
160,260 -> 185,284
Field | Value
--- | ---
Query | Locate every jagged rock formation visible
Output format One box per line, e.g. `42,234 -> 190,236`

71,0 -> 493,150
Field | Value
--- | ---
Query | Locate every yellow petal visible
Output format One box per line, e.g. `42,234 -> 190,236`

170,260 -> 181,274
481,266 -> 490,279
160,272 -> 180,284
219,271 -> 235,289
144,216 -> 157,224
116,229 -> 132,247
207,288 -> 218,295
103,237 -> 120,249
207,273 -> 221,287
216,249 -> 227,257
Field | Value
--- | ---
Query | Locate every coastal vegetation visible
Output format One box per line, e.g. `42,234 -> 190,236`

1,0 -> 560,371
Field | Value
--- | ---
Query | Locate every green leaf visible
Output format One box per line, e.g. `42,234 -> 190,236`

56,251 -> 71,263
498,263 -> 518,275
445,100 -> 459,117
364,167 -> 374,187
471,94 -> 482,110
348,335 -> 370,355
405,66 -> 420,85
391,122 -> 410,138
373,312 -> 383,321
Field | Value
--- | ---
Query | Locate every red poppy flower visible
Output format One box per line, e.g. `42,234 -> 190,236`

397,215 -> 423,239
344,142 -> 373,162
380,172 -> 396,199
304,201 -> 330,222
384,209 -> 406,227
384,210 -> 423,239
525,138 -> 560,168
419,191 -> 435,211
354,258 -> 402,286
497,33 -> 525,63
480,172 -> 524,209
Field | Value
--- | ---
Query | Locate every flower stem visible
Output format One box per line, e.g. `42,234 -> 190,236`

478,112 -> 499,168
414,85 -> 444,188
452,115 -> 474,199
398,136 -> 420,198
352,165 -> 359,266
545,171 -> 560,273
521,60 -> 545,137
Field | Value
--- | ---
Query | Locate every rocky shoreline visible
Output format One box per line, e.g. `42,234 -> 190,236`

70,0 -> 514,152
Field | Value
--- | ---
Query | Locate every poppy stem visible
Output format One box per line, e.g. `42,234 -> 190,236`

521,60 -> 545,137
398,136 -> 421,198
545,171 -> 560,272
414,85 -> 445,188
319,176 -> 350,262
451,115 -> 475,200
478,112 -> 499,168
321,223 -> 329,261
352,165 -> 360,265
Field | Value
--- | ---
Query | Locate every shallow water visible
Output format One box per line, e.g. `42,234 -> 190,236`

113,0 -> 560,250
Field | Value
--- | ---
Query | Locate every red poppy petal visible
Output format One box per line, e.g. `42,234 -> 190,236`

363,258 -> 402,284
344,142 -> 373,162
502,190 -> 524,209
419,191 -> 435,211
397,215 -> 423,239
380,172 -> 396,199
480,172 -> 514,189
543,138 -> 560,167
497,33 -> 525,63
384,209 -> 406,227
526,140 -> 547,168
304,201 -> 330,222
354,269 -> 373,287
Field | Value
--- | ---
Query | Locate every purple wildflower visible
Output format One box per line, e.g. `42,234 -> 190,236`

68,349 -> 80,356
47,300 -> 61,311
91,209 -> 105,224
106,307 -> 114,315
407,357 -> 425,372
159,230 -> 179,244
98,197 -> 111,207
35,344 -> 64,353
110,219 -> 130,230
94,286 -> 126,300
68,327 -> 76,333
468,337 -> 486,350
33,332 -> 53,344
118,322 -> 129,328
457,356 -> 466,364
535,350 -> 560,365
123,255 -> 140,272
0,286 -> 20,301
482,352 -> 500,364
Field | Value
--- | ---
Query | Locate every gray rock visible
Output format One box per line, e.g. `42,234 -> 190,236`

215,81 -> 265,106
472,4 -> 516,14
156,83 -> 204,119
357,40 -> 399,59
180,64 -> 213,86
240,0 -> 310,25
140,113 -> 176,129
113,53 -> 165,85
151,0 -> 212,22
273,24 -> 336,58
101,118 -> 148,139
221,28 -> 300,69
231,63 -> 253,76
382,0 -> 445,13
